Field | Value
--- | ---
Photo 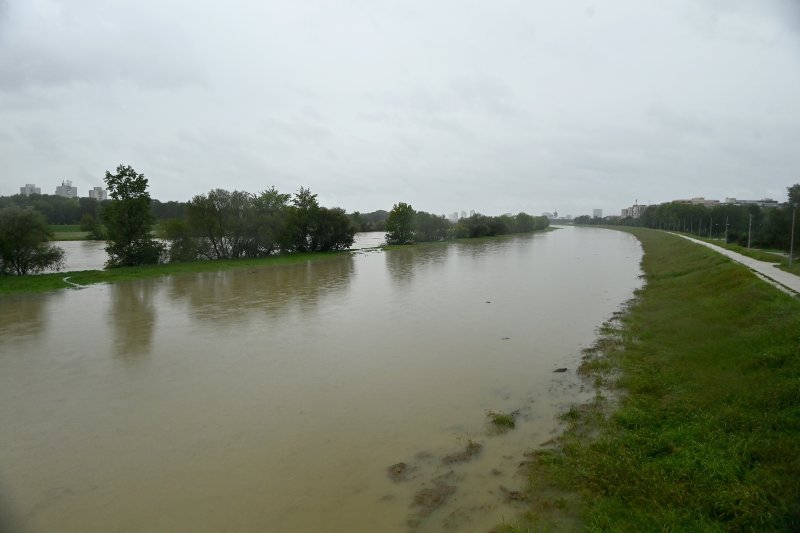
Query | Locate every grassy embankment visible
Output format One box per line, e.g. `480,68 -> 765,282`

685,233 -> 800,277
501,228 -> 800,531
0,251 -> 350,295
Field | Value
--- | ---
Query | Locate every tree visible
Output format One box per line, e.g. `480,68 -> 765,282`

102,164 -> 164,267
249,187 -> 291,255
310,207 -> 356,251
79,213 -> 106,240
286,187 -> 320,252
788,183 -> 800,207
385,202 -> 416,244
161,218 -> 198,262
415,211 -> 451,242
0,206 -> 65,275
186,189 -> 254,259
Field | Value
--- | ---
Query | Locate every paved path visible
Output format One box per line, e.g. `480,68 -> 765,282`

674,234 -> 800,296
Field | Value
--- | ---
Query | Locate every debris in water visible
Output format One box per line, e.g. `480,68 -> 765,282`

387,462 -> 413,482
412,482 -> 456,516
553,367 -> 568,373
442,440 -> 483,464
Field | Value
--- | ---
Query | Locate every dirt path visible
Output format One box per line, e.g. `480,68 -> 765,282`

673,233 -> 800,296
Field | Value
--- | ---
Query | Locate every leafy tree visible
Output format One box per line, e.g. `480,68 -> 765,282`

249,187 -> 291,255
79,213 -> 106,240
415,211 -> 451,242
386,202 -> 416,244
514,212 -> 536,232
161,218 -> 198,262
0,206 -> 65,275
310,207 -> 356,251
286,187 -> 320,252
102,164 -> 164,267
788,183 -> 800,207
186,189 -> 253,259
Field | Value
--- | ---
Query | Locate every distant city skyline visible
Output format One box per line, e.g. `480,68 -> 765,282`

8,178 -> 792,220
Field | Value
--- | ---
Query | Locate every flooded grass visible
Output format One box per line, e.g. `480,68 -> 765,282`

0,251 -> 350,295
486,410 -> 518,432
508,228 -> 800,531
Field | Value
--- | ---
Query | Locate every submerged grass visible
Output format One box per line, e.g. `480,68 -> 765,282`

0,251 -> 349,295
487,410 -> 519,432
511,228 -> 800,531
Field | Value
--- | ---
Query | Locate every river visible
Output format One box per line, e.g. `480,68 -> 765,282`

0,227 -> 642,532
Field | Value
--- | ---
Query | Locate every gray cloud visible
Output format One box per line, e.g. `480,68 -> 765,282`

1,0 -> 799,215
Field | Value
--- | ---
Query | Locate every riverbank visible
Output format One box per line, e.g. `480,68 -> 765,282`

501,228 -> 800,531
0,251 -> 353,295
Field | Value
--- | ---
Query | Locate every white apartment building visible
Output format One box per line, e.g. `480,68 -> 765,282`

20,183 -> 41,196
88,186 -> 108,201
55,180 -> 78,198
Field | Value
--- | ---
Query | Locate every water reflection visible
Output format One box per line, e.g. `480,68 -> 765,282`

0,294 -> 52,348
0,227 -> 643,533
167,256 -> 354,323
109,282 -> 156,358
384,244 -> 449,285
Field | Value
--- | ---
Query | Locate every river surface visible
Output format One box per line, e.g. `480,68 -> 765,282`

0,227 -> 642,532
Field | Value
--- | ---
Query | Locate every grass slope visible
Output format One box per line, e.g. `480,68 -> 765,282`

503,228 -> 800,532
687,234 -> 800,276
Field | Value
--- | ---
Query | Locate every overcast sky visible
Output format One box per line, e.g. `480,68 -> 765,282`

1,1 -> 799,217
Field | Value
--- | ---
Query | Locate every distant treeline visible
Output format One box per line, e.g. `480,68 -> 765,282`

1,187 -> 549,265
384,202 -> 549,244
0,194 -> 186,225
575,184 -> 800,251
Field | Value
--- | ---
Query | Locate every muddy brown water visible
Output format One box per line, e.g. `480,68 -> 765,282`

0,227 -> 641,532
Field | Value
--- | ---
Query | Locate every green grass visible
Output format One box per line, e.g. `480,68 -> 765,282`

487,410 -> 518,431
49,224 -> 82,232
510,228 -> 800,531
48,224 -> 89,241
676,232 -> 800,276
0,251 -> 349,295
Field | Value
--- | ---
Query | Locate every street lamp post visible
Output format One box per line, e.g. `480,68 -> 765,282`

790,206 -> 796,268
724,216 -> 729,243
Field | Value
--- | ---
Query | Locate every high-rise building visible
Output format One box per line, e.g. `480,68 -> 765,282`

55,180 -> 78,198
20,183 -> 41,196
592,209 -> 603,219
88,186 -> 107,201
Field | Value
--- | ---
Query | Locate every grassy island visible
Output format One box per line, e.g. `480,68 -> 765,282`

502,228 -> 800,531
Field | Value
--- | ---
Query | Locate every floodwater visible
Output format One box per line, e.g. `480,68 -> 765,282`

0,227 -> 642,532
50,232 -> 387,273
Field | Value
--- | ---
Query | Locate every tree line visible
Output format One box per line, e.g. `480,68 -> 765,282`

1,163 -> 549,274
385,202 -> 549,244
162,186 -> 356,263
0,193 -> 186,227
575,184 -> 800,251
